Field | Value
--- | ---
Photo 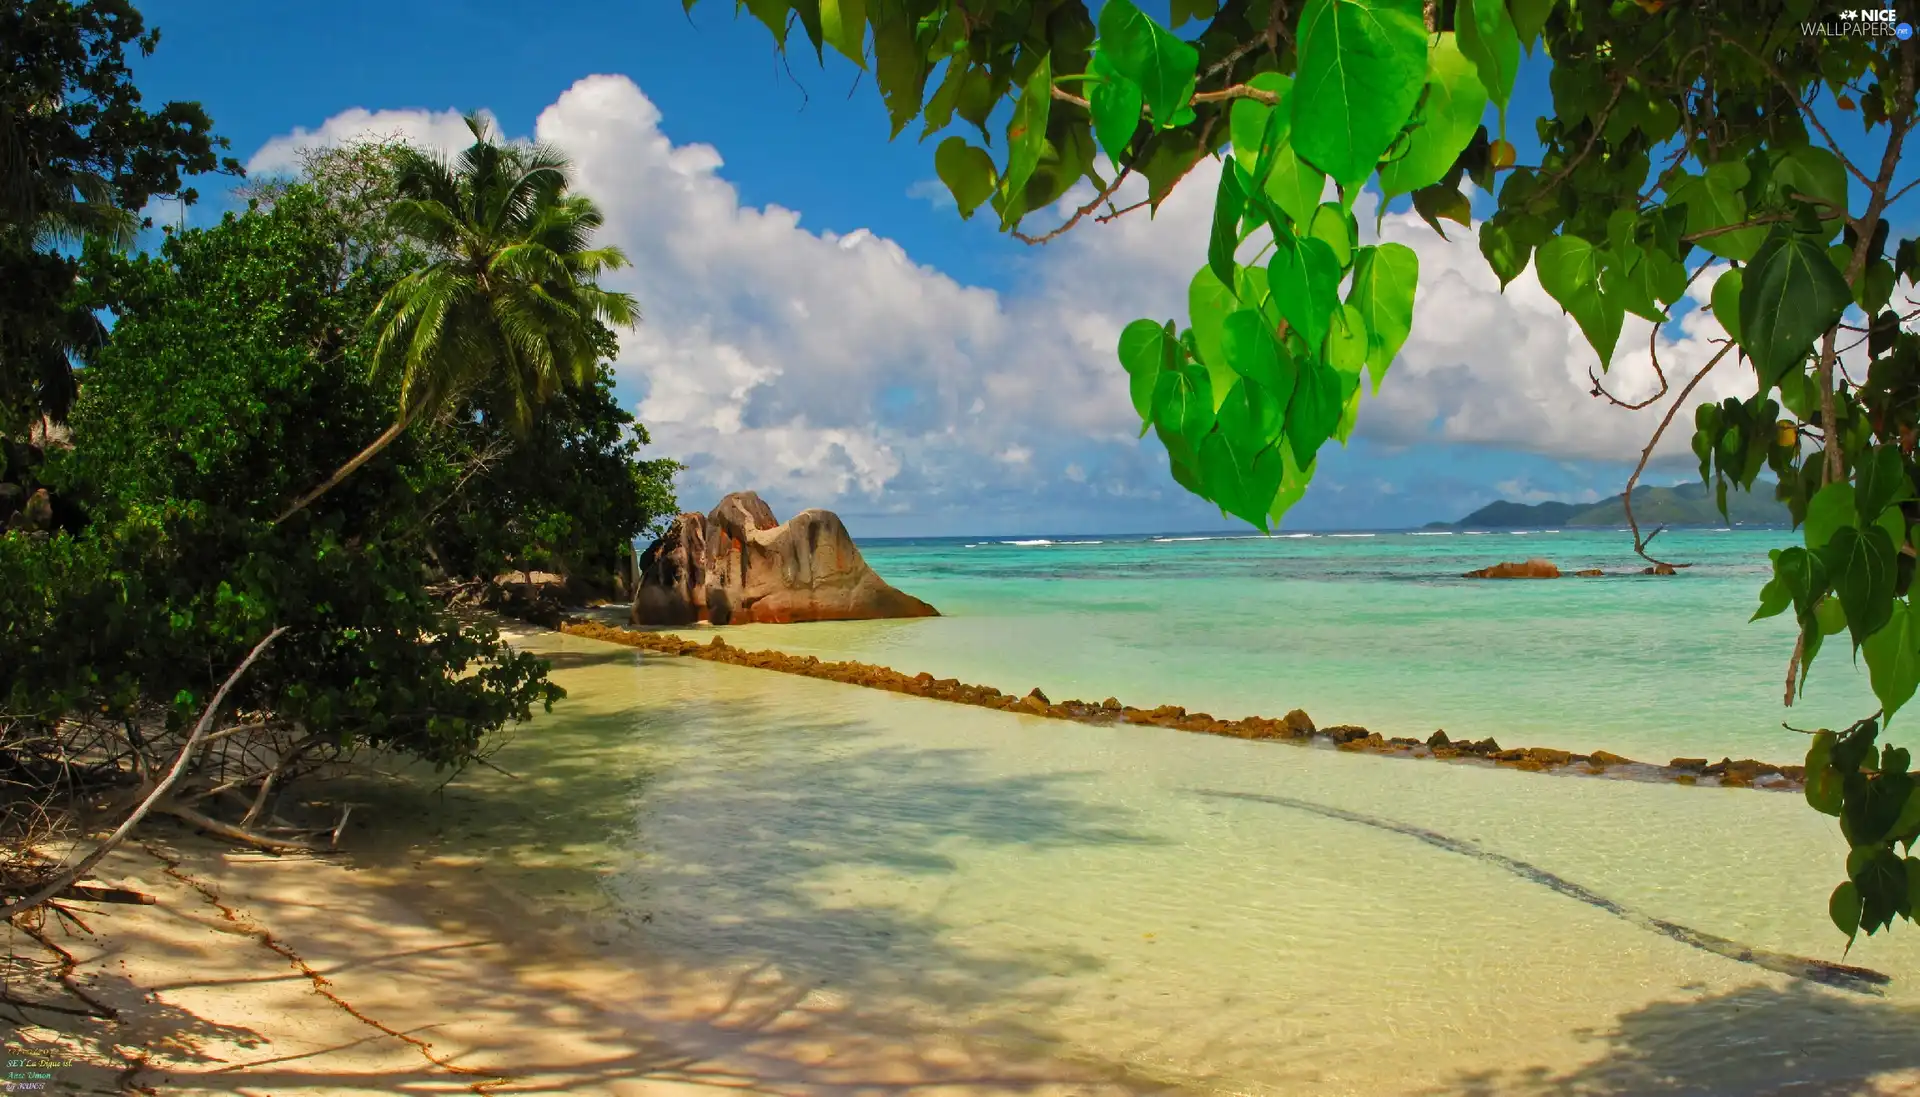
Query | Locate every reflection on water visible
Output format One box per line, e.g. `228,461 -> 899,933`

343,630 -> 1920,1097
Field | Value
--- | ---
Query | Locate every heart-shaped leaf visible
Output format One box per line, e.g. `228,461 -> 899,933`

1269,234 -> 1342,354
1536,235 -> 1624,366
1740,228 -> 1852,389
1098,0 -> 1200,128
1291,0 -> 1428,186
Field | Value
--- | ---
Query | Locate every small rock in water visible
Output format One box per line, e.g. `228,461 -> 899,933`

1282,708 -> 1316,735
1463,558 -> 1560,579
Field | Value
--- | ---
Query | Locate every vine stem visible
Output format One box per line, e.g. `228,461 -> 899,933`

1623,342 -> 1734,570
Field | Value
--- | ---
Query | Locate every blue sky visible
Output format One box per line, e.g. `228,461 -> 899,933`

124,2 -> 1893,537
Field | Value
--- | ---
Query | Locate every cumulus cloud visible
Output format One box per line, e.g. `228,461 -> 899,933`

246,75 -> 1765,528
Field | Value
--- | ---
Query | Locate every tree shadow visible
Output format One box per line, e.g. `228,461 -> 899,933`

325,670 -> 1170,1075
1427,981 -> 1920,1096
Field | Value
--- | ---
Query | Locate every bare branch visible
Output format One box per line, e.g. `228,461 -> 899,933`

1624,342 -> 1736,569
2,628 -> 288,921
1012,165 -> 1135,245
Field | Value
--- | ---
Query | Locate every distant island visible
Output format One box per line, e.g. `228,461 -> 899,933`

1434,481 -> 1789,529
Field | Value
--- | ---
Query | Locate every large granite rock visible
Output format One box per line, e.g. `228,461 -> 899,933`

633,492 -> 938,626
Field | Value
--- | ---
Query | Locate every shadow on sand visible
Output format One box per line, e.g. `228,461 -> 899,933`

1429,980 -> 1920,1096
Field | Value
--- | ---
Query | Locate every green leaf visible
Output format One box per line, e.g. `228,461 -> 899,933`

1000,55 -> 1053,226
872,1 -> 930,137
820,0 -> 867,62
1378,33 -> 1489,200
1536,235 -> 1624,366
1287,358 -> 1346,469
1831,880 -> 1862,943
1675,163 -> 1764,262
1291,0 -> 1429,186
1808,730 -> 1844,816
1805,482 -> 1857,550
1776,145 -> 1848,225
1327,303 -> 1368,377
1752,575 -> 1791,622
1221,309 -> 1298,410
1509,0 -> 1556,50
1817,595 -> 1849,636
1411,182 -> 1472,238
1189,266 -> 1238,408
935,136 -> 999,218
1199,427 -> 1287,529
1710,268 -> 1743,344
1740,229 -> 1852,390
1231,73 -> 1293,186
1208,162 -> 1250,289
1264,146 -> 1326,229
1332,376 -> 1364,443
1348,243 -> 1418,394
1865,596 -> 1920,720
1455,0 -> 1520,119
1118,318 -> 1180,421
1309,202 -> 1354,267
1820,524 -> 1897,649
1089,53 -> 1146,166
1216,376 -> 1285,452
1269,234 -> 1343,355
1852,846 -> 1911,933
1856,445 -> 1915,527
1269,442 -> 1316,525
1152,364 -> 1217,457
1479,219 -> 1531,287
1170,0 -> 1219,28
1098,0 -> 1200,128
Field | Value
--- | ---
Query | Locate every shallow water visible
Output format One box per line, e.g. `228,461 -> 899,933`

665,528 -> 1884,764
355,627 -> 1920,1097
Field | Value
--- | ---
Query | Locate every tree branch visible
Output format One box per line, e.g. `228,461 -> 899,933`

1624,343 -> 1735,569
2,628 -> 289,920
1012,165 -> 1135,245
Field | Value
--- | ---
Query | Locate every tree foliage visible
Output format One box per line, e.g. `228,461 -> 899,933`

279,118 -> 642,520
703,0 -> 1920,941
0,0 -> 240,430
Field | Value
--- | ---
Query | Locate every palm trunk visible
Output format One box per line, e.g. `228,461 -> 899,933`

274,413 -> 410,524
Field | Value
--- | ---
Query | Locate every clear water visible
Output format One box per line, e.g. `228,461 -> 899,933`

662,528 -> 1884,764
349,529 -> 1920,1095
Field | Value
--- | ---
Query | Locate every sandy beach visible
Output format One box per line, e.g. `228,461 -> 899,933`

4,833 -> 1165,1096
3,624 -> 1166,1097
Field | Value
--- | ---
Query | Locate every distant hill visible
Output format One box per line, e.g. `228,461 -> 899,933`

1446,481 -> 1789,528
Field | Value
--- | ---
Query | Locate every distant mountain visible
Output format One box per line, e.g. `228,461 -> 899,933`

1446,481 -> 1789,528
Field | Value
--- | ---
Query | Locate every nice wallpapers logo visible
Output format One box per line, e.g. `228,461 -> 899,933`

1805,7 -> 1915,36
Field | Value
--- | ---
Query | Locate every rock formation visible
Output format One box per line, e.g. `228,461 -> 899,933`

1463,558 -> 1561,579
633,491 -> 939,625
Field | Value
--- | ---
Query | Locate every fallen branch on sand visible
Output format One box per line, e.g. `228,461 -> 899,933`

2,628 -> 287,921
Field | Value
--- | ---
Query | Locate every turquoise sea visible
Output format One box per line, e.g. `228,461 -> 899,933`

355,525 -> 1920,1096
701,526 -> 1880,764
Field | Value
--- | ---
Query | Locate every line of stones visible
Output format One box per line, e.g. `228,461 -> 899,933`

557,620 -> 1807,792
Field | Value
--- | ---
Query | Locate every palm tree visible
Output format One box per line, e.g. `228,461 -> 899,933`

276,115 -> 638,522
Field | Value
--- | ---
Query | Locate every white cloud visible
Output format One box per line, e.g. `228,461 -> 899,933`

906,178 -> 957,210
247,76 -> 1764,528
248,107 -> 504,176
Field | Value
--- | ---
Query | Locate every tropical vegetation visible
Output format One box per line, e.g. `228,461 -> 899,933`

1,1 -> 676,914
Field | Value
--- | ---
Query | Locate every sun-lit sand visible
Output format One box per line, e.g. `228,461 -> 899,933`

4,833 -> 1161,1095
